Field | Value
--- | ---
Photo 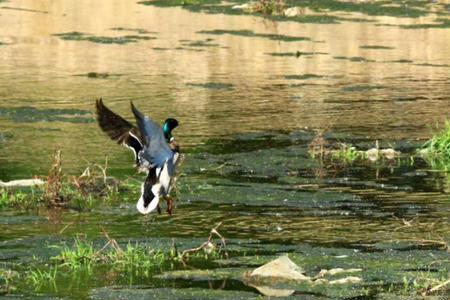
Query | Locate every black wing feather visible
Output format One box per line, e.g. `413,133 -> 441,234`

95,98 -> 143,162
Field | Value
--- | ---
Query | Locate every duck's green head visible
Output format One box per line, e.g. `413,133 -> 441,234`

162,118 -> 179,141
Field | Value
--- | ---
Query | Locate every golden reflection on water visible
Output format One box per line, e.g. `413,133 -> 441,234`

0,0 -> 449,175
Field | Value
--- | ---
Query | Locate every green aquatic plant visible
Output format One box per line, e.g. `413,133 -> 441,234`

0,188 -> 36,210
180,0 -> 201,5
138,0 -> 220,7
284,0 -> 427,18
394,271 -> 450,296
107,243 -> 168,277
139,0 -> 432,23
420,121 -> 450,171
334,56 -> 376,63
186,82 -> 234,90
53,31 -> 155,45
390,59 -> 414,63
253,0 -> 286,15
284,74 -> 323,80
341,84 -> 385,92
197,29 -> 310,42
414,63 -> 450,68
51,235 -> 174,276
266,51 -> 327,57
23,232 -> 224,292
85,72 -> 110,79
360,45 -> 394,50
0,189 -> 8,208
55,238 -> 97,270
27,265 -> 58,289
181,40 -> 220,47
331,144 -> 366,163
0,269 -> 20,294
110,27 -> 155,34
0,106 -> 92,123
401,18 -> 450,29
0,153 -> 125,211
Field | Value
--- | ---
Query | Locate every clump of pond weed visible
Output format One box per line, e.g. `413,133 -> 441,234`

285,0 -> 427,18
0,188 -> 37,210
395,272 -> 450,297
107,243 -> 169,277
41,150 -> 124,210
52,236 -> 170,276
138,0 -> 220,7
0,269 -> 20,294
252,0 -> 286,15
197,29 -> 310,42
401,18 -> 450,29
110,27 -> 156,34
25,230 -> 228,290
284,74 -> 324,80
56,238 -> 98,270
75,72 -> 116,79
0,106 -> 92,123
420,121 -> 450,171
27,266 -> 58,290
0,151 -> 124,211
360,45 -> 394,50
333,56 -> 376,63
26,224 -> 228,289
139,0 -> 431,22
186,82 -> 234,90
53,31 -> 155,45
308,135 -> 400,164
331,143 -> 366,163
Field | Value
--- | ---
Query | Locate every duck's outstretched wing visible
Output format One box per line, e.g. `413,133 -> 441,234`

95,98 -> 143,162
131,102 -> 174,169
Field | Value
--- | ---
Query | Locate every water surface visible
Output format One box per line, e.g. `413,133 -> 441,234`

1,0 -> 450,299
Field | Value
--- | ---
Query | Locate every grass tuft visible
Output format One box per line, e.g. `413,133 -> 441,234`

51,235 -> 176,276
421,121 -> 450,170
0,189 -> 35,209
0,269 -> 20,294
27,266 -> 58,290
55,238 -> 97,270
332,144 -> 366,163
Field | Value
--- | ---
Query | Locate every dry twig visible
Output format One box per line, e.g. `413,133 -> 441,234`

422,278 -> 450,296
43,150 -> 64,206
96,227 -> 123,256
179,222 -> 228,265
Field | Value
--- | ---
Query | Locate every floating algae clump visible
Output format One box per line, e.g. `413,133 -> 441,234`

53,31 -> 155,45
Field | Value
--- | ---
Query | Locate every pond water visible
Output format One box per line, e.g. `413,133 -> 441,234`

1,0 -> 450,299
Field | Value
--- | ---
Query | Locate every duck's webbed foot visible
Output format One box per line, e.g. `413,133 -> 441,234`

164,196 -> 174,215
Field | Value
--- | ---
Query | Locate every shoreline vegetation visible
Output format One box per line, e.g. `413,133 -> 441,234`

2,123 -> 450,210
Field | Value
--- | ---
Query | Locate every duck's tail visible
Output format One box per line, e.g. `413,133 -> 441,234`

136,169 -> 160,214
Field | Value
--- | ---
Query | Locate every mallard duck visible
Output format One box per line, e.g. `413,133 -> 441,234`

95,99 -> 180,214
